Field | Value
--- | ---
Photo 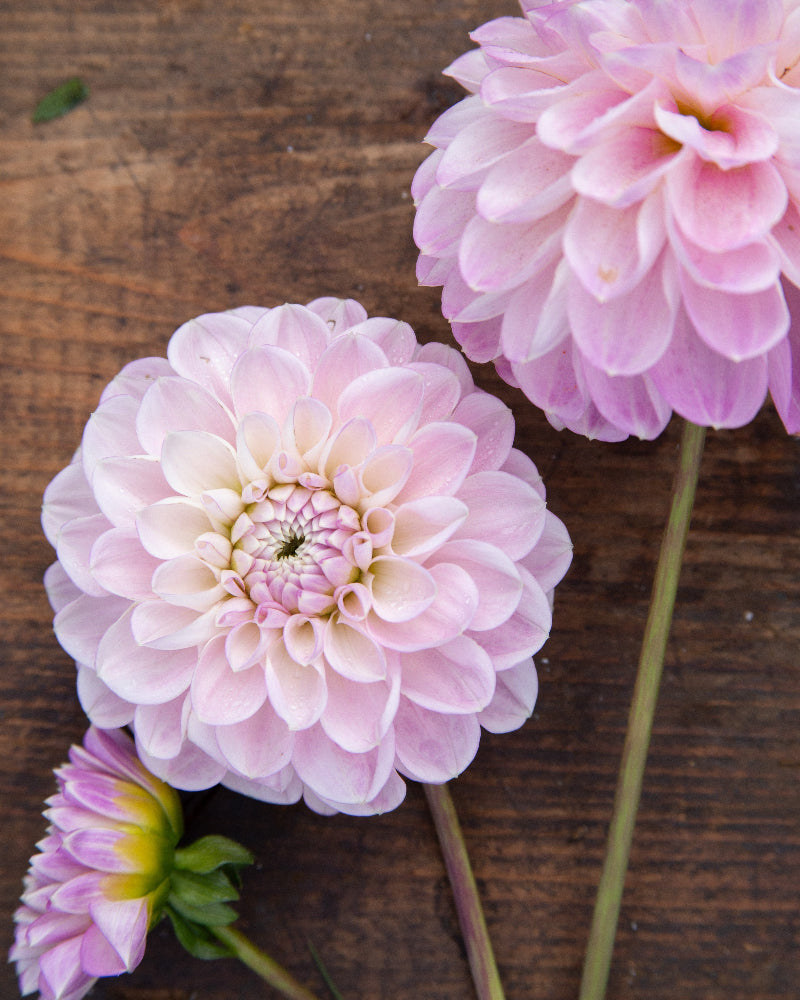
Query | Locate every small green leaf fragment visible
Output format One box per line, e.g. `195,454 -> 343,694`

33,77 -> 89,123
165,906 -> 234,961
170,868 -> 240,908
174,834 -> 254,874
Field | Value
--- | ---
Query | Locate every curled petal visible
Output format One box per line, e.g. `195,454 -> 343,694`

368,557 -> 437,623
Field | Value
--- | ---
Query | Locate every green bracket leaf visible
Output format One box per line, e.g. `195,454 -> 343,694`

33,78 -> 89,123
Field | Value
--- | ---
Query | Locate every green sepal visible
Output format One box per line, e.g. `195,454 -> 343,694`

165,905 -> 234,961
174,835 -> 254,874
170,867 -> 240,908
33,78 -> 89,123
167,889 -> 239,928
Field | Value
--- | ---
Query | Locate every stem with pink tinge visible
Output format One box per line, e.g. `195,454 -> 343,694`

424,781 -> 506,1000
578,419 -> 707,1000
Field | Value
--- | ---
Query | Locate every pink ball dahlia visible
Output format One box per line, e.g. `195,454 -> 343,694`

413,0 -> 800,440
42,298 -> 572,815
11,727 -> 182,1000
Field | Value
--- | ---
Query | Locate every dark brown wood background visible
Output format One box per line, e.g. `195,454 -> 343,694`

2,2 -> 798,999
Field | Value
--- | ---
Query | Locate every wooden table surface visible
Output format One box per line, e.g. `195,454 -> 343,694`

2,2 -> 798,999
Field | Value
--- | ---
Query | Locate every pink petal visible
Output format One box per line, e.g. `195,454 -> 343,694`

324,619 -> 386,682
87,896 -> 148,972
248,302 -> 331,371
160,430 -> 239,496
305,296 -> 368,332
92,456 -> 171,527
136,498 -> 211,559
359,446 -> 413,508
319,420 -> 375,486
265,640 -> 327,730
391,497 -> 468,558
349,316 -> 418,365
337,367 -> 425,445
137,739 -> 226,791
407,361 -> 462,424
500,259 -> 571,363
366,562 -> 479,652
679,271 -> 789,361
458,204 -> 569,293
477,566 -> 553,670
572,125 -> 680,207
396,422 -> 477,501
393,699 -> 481,783
477,135 -> 574,222
230,345 -> 311,423
453,470 -> 545,559
582,363 -> 673,440
564,191 -> 667,303
56,514 -> 113,597
42,461 -> 98,549
569,253 -> 676,376
81,395 -> 143,476
655,96 -> 777,168
429,539 -> 522,631
435,114 -> 535,190
311,335 -> 388,413
292,724 -> 395,805
77,668 -> 135,729
414,182 -> 476,256
134,696 -> 187,760
151,554 -> 225,611
129,600 -> 216,650
478,658 -> 538,733
136,377 -> 235,457
320,669 -> 397,753
216,698 -> 294,779
191,635 -> 267,725
400,635 -> 496,714
223,764 -> 303,805
166,311 -> 252,408
669,221 -> 780,293
38,936 -> 94,1000
368,556 -> 436,623
452,391 -> 515,473
95,609 -> 196,705
90,527 -> 158,600
667,155 -> 787,253
650,307 -> 769,427
54,593 -> 128,665
521,510 -> 574,594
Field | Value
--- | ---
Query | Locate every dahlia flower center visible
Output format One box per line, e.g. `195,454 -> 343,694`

206,480 -> 364,621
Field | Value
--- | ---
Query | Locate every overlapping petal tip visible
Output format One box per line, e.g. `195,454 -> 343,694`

413,0 -> 800,441
43,298 -> 571,816
11,727 -> 181,1000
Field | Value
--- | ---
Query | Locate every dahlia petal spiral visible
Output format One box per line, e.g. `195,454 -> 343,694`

43,299 -> 572,816
413,0 -> 800,439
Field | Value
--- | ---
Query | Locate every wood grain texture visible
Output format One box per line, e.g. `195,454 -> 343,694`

1,2 -> 798,999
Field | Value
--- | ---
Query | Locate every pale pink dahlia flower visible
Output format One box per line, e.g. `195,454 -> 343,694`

10,727 -> 182,1000
42,298 -> 572,815
413,0 -> 800,440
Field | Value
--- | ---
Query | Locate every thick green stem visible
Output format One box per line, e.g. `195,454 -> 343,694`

212,924 -> 323,1000
578,419 -> 706,1000
424,782 -> 506,1000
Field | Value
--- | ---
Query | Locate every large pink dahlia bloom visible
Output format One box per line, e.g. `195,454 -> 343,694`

42,299 -> 572,815
413,0 -> 800,440
11,727 -> 182,1000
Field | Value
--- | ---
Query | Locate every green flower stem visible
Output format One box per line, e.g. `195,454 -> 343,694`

578,419 -> 707,1000
424,782 -> 505,1000
212,924 -> 323,1000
